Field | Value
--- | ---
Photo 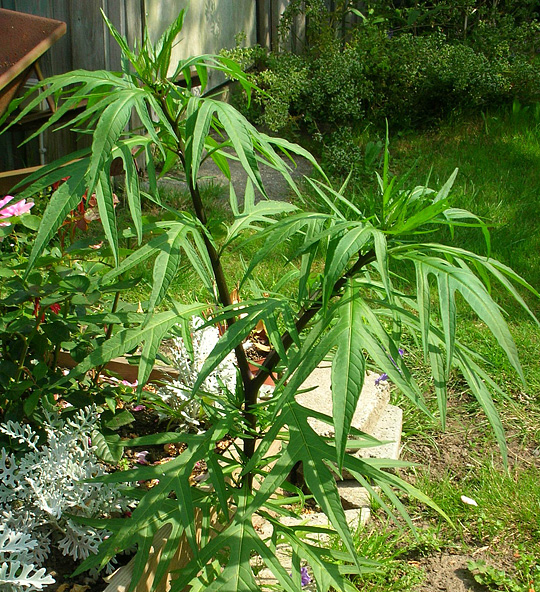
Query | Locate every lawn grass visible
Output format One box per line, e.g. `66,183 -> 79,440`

390,105 -> 540,301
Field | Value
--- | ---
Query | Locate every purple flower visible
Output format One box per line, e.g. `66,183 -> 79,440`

300,566 -> 311,587
136,450 -> 150,464
398,348 -> 404,357
290,566 -> 311,587
375,373 -> 388,386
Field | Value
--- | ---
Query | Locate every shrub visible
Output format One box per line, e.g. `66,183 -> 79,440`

0,407 -> 127,591
226,2 -> 540,175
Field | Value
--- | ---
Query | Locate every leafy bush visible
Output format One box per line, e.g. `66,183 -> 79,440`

1,9 -> 538,591
226,1 -> 540,175
0,186 -> 143,428
0,406 -> 127,591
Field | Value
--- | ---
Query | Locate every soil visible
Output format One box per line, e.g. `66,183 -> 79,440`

395,393 -> 540,592
415,553 -> 487,592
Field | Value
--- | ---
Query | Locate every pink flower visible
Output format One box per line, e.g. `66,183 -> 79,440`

132,404 -> 146,412
136,450 -> 150,464
0,195 -> 34,226
122,379 -> 138,388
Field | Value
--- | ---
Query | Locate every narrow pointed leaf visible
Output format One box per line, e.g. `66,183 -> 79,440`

24,160 -> 89,277
117,143 -> 143,243
94,170 -> 119,266
86,91 -> 137,196
331,285 -> 366,470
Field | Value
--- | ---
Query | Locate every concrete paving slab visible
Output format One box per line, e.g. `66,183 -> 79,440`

341,404 -> 403,480
355,404 -> 403,461
296,365 -> 390,438
337,481 -> 371,510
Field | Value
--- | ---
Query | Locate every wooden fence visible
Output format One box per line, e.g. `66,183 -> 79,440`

0,0 -> 145,170
0,0 -> 295,174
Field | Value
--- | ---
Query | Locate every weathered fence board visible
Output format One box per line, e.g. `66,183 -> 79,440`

0,0 -> 291,174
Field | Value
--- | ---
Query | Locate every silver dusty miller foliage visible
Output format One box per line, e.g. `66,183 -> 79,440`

0,406 -> 127,592
155,316 -> 239,430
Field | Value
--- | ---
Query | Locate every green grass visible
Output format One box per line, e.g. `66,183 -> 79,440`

389,106 -> 540,299
113,178 -> 307,307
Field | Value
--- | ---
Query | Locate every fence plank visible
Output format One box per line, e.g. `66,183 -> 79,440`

1,0 -> 278,170
104,0 -> 125,71
70,2 -> 107,71
126,0 -> 143,49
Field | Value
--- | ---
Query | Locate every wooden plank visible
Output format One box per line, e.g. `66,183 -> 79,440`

270,0 -> 279,51
42,127 -> 79,165
124,0 -> 144,154
45,1 -> 76,161
47,0 -> 72,76
256,0 -> 272,49
291,2 -> 306,53
0,131 -> 15,170
12,0 -> 47,14
56,351 -> 179,384
0,164 -> 41,194
70,2 -> 107,71
125,0 -> 143,49
104,0 -> 125,71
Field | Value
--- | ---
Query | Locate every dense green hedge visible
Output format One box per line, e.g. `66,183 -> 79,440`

225,1 -> 540,175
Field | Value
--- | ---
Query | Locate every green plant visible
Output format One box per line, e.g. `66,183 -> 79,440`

0,405 -> 129,591
2,9 -> 539,591
468,560 -> 524,591
339,526 -> 425,591
229,0 -> 540,175
0,185 -> 143,455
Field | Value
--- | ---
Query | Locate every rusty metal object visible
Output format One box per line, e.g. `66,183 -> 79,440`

0,8 -> 66,120
0,8 -> 66,95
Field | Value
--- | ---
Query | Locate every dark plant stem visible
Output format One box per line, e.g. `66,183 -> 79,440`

188,174 -> 258,482
14,332 -> 29,384
159,95 -> 257,483
52,300 -> 70,372
250,248 -> 377,393
93,291 -> 121,384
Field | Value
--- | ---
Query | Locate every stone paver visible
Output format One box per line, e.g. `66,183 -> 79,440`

296,366 -> 390,438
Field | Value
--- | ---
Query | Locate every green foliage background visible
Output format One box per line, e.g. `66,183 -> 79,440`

225,0 -> 540,175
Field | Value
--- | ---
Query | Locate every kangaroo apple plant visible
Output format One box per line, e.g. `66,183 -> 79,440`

2,10 -> 538,591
